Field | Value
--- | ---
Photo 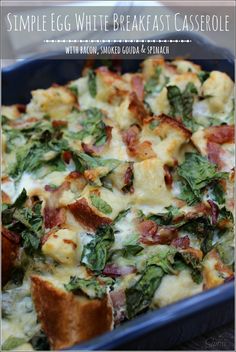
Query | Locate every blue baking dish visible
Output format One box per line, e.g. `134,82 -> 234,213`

2,32 -> 235,350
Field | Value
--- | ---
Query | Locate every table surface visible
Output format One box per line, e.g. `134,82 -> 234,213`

172,321 -> 235,351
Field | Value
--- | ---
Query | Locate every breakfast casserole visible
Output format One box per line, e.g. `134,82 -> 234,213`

1,57 -> 235,350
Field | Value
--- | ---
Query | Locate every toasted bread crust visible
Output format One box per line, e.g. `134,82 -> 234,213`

31,275 -> 113,350
68,198 -> 112,230
154,114 -> 192,139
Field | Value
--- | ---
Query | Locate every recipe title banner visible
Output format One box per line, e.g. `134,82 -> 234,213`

5,11 -> 231,33
1,5 -> 235,60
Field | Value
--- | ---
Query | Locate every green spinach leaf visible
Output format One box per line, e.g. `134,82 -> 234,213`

88,69 -> 97,97
2,336 -> 26,350
126,265 -> 164,318
64,276 -> 106,298
81,225 -> 114,273
198,71 -> 210,84
177,153 -> 228,203
90,194 -> 112,215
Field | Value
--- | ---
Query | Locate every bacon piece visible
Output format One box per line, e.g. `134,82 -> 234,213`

207,141 -> 225,168
122,125 -> 140,146
52,120 -> 68,128
62,151 -> 72,164
171,235 -> 190,249
16,104 -> 26,113
185,202 -> 211,220
122,125 -> 155,160
44,206 -> 66,229
138,220 -> 177,245
207,200 -> 219,226
205,125 -> 235,144
68,198 -> 112,231
109,289 -> 126,325
138,220 -> 158,237
103,264 -> 136,278
45,185 -> 57,192
2,227 -> 20,244
2,191 -> 11,204
128,92 -> 148,123
82,126 -> 112,156
163,165 -> 173,187
2,228 -> 20,286
131,75 -> 144,101
122,165 -> 134,193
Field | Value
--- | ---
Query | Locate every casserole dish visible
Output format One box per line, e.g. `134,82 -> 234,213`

1,32 -> 234,350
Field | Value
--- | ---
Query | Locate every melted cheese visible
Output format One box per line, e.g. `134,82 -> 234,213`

132,158 -> 173,211
152,270 -> 203,307
202,71 -> 234,114
140,121 -> 190,166
26,86 -> 76,119
42,229 -> 78,265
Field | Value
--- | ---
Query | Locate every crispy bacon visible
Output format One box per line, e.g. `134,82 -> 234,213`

207,200 -> 219,226
122,125 -> 140,146
207,141 -> 225,169
2,227 -> 20,244
2,191 -> 11,204
205,125 -> 235,144
185,202 -> 211,220
44,181 -> 70,194
138,220 -> 158,237
128,92 -> 148,123
122,126 -> 156,160
68,198 -> 112,231
109,289 -> 126,324
131,75 -> 144,101
81,126 -> 112,156
122,165 -> 134,193
171,235 -> 190,249
44,206 -> 66,229
103,264 -> 136,278
138,220 -> 177,245
52,120 -> 68,128
62,151 -> 72,164
16,104 -> 26,113
163,165 -> 173,187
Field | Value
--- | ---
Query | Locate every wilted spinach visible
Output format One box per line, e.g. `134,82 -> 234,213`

90,194 -> 112,215
167,83 -> 198,131
2,189 -> 44,252
88,69 -> 97,97
81,225 -> 114,273
177,153 -> 228,205
126,265 -> 164,318
198,70 -> 210,84
125,246 -> 176,318
9,129 -> 68,180
2,336 -> 26,350
64,276 -> 106,299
